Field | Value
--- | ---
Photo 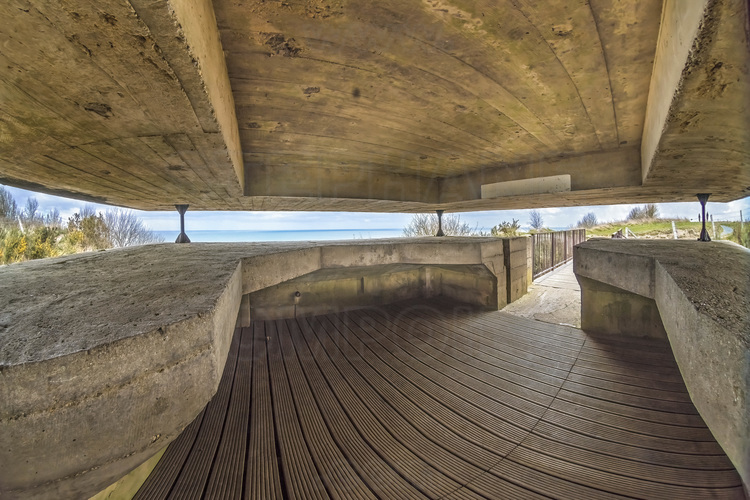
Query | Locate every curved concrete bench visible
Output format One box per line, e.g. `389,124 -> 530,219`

0,238 -> 509,499
574,239 -> 749,491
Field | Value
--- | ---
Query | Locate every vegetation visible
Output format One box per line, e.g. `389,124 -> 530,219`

627,203 -> 659,220
585,214 -> 749,249
577,212 -> 598,228
402,213 -> 477,237
528,210 -> 544,231
0,187 -> 163,265
490,219 -> 522,237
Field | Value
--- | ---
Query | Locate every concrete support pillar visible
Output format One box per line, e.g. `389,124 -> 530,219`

435,210 -> 445,237
697,193 -> 711,241
175,204 -> 191,243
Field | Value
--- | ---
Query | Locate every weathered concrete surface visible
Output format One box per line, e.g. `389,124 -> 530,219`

578,276 -> 668,339
502,237 -> 531,304
248,263 -> 496,321
574,239 -> 750,491
0,238 -> 513,499
502,262 -> 581,328
0,0 -> 747,211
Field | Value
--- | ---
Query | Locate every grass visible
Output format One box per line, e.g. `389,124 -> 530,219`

586,219 -> 748,247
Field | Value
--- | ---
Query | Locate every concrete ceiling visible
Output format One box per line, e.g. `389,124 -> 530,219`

0,0 -> 747,212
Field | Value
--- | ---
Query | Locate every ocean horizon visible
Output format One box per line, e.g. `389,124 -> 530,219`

155,228 -> 405,242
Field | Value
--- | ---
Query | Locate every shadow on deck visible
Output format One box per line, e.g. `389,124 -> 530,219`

134,298 -> 744,499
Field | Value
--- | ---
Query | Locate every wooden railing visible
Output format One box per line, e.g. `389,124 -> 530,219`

531,229 -> 586,280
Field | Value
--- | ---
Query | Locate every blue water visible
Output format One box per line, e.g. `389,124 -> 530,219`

156,229 -> 404,243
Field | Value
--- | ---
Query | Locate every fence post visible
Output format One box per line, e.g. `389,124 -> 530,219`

551,233 -> 556,270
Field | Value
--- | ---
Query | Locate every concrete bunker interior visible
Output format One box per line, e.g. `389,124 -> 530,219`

0,0 -> 748,498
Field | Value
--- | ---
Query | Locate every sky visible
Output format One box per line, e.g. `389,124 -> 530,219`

2,183 -> 748,234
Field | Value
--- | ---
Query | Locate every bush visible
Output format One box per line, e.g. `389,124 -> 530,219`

528,210 -> 544,231
403,213 -> 476,237
67,212 -> 110,250
627,203 -> 659,220
104,208 -> 164,247
0,227 -> 27,264
490,219 -> 521,237
577,212 -> 598,228
0,187 -> 18,222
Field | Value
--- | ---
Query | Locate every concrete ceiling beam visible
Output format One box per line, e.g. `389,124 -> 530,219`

129,0 -> 244,190
641,0 -> 750,195
440,147 -> 642,204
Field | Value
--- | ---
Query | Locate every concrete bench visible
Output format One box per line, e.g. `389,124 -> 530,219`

574,239 -> 749,490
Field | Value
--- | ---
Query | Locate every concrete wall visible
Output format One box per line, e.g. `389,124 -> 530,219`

248,264 -> 497,321
502,237 -> 531,304
577,275 -> 667,339
574,239 -> 750,492
0,238 -> 528,500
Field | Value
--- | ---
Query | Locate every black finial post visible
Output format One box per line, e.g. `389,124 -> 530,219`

697,194 -> 711,242
436,210 -> 445,237
175,204 -> 191,243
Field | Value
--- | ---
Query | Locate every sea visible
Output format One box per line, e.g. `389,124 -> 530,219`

155,229 -> 405,243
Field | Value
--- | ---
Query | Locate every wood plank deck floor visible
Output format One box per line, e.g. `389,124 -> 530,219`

135,298 -> 745,499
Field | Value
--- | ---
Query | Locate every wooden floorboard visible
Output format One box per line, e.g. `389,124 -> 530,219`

136,297 -> 745,499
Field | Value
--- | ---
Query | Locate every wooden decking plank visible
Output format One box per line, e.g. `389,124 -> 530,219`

134,297 -> 742,499
519,431 -> 742,487
341,309 -> 533,444
561,379 -> 700,414
265,321 -> 329,500
316,313 -> 501,469
357,308 -> 554,415
572,356 -> 688,384
531,419 -> 739,470
432,311 -> 584,358
204,327 -> 253,499
284,318 -> 429,499
246,322 -> 283,500
133,408 -> 207,500
273,319 -> 378,500
575,351 -> 682,377
304,314 -> 485,491
295,315 -> 464,498
542,407 -> 725,455
471,308 -> 585,342
391,305 -> 574,385
557,388 -> 709,428
444,473 -> 549,500
167,327 -> 242,500
325,312 -> 518,459
570,364 -> 691,393
508,446 -> 745,499
548,398 -> 717,441
388,305 -> 584,364
489,457 -> 631,500
345,309 -> 537,438
564,371 -> 694,403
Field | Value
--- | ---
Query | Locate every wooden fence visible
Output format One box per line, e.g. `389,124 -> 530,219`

531,229 -> 586,280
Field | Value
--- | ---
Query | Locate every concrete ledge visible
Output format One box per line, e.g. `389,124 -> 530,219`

248,263 -> 497,321
0,237 -> 516,499
574,239 -> 750,490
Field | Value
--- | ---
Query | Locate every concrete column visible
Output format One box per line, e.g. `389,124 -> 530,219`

435,210 -> 445,237
175,204 -> 191,243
